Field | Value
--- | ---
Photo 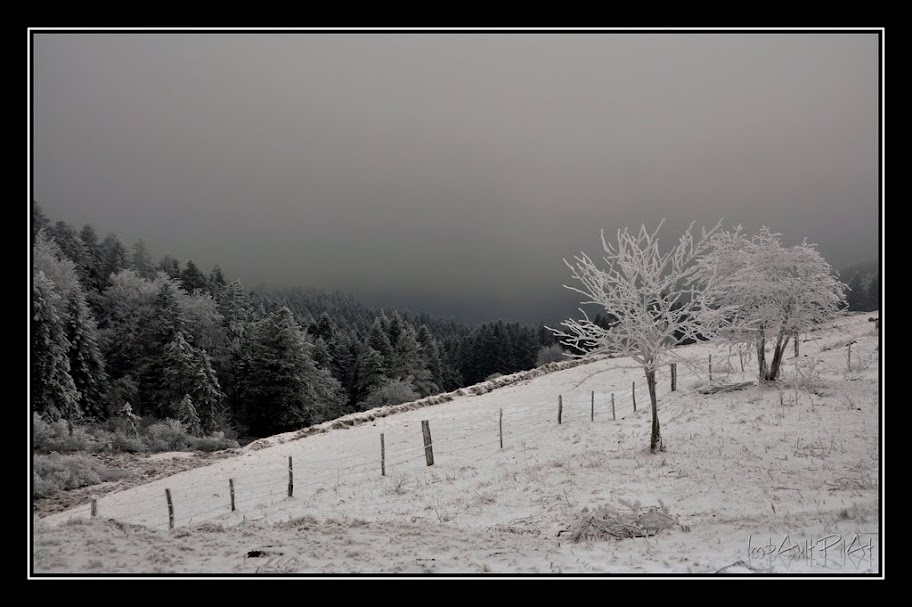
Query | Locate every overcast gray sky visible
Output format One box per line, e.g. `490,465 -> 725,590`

32,32 -> 879,324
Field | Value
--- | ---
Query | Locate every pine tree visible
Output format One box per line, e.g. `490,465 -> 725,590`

32,203 -> 51,236
353,344 -> 387,408
94,270 -> 159,412
159,331 -> 224,431
310,312 -> 335,342
100,234 -> 129,287
49,221 -> 86,273
330,332 -> 358,405
181,260 -> 209,293
65,290 -> 109,420
177,394 -> 203,436
417,325 -> 444,391
311,337 -> 333,370
158,331 -> 198,418
209,265 -> 227,292
392,322 -> 421,380
34,230 -> 82,298
158,255 -> 182,279
131,239 -> 155,279
136,276 -> 186,413
368,317 -> 394,367
33,271 -> 78,421
191,348 -> 224,433
236,307 -> 343,436
79,225 -> 106,293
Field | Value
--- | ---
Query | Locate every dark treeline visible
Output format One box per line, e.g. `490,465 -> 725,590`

31,205 -> 561,440
840,261 -> 880,312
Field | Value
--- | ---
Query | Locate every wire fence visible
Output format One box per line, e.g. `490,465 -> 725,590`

69,358 -> 721,531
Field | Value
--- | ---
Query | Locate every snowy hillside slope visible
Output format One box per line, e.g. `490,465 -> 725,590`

34,312 -> 880,574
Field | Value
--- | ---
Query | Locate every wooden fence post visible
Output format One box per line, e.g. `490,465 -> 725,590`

287,456 -> 294,497
165,488 -> 174,530
709,354 -> 713,382
421,420 -> 434,466
90,497 -> 97,518
739,349 -> 744,372
381,433 -> 386,476
591,391 -> 595,422
670,363 -> 677,392
632,382 -> 636,412
558,395 -> 563,424
229,479 -> 235,512
499,409 -> 503,449
611,393 -> 616,421
794,332 -> 799,357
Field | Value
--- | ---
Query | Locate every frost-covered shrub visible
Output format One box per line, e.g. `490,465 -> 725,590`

536,344 -> 566,366
32,413 -> 94,452
360,379 -> 419,410
110,430 -> 145,452
33,411 -> 239,455
190,432 -> 239,452
33,453 -> 127,498
145,419 -> 192,452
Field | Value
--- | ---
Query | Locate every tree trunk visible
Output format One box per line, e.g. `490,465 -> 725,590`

756,330 -> 768,381
766,330 -> 790,381
646,367 -> 661,453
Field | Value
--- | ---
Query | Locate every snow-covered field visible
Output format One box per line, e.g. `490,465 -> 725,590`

34,313 -> 880,575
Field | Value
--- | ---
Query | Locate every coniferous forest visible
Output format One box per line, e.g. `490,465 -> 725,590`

31,204 -> 561,442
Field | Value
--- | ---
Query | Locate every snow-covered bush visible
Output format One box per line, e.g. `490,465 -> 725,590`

33,453 -> 127,498
360,378 -> 420,410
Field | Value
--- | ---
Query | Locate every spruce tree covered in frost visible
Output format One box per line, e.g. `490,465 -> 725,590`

550,220 -> 724,453
33,271 -> 78,421
353,344 -> 387,408
177,394 -> 203,436
237,306 -> 343,436
697,226 -> 846,382
160,331 -> 224,431
64,290 -> 109,420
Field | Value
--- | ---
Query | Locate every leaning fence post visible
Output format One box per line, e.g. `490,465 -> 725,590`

611,392 -> 616,421
632,382 -> 636,412
165,488 -> 174,530
381,433 -> 386,476
229,479 -> 235,512
287,456 -> 294,497
421,420 -> 434,466
499,409 -> 503,449
558,395 -> 563,424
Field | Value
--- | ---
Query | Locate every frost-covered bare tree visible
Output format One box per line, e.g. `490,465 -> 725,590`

697,226 -> 846,382
551,220 -> 724,453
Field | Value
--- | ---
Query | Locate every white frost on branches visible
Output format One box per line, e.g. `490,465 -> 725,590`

549,219 -> 725,372
696,226 -> 847,380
